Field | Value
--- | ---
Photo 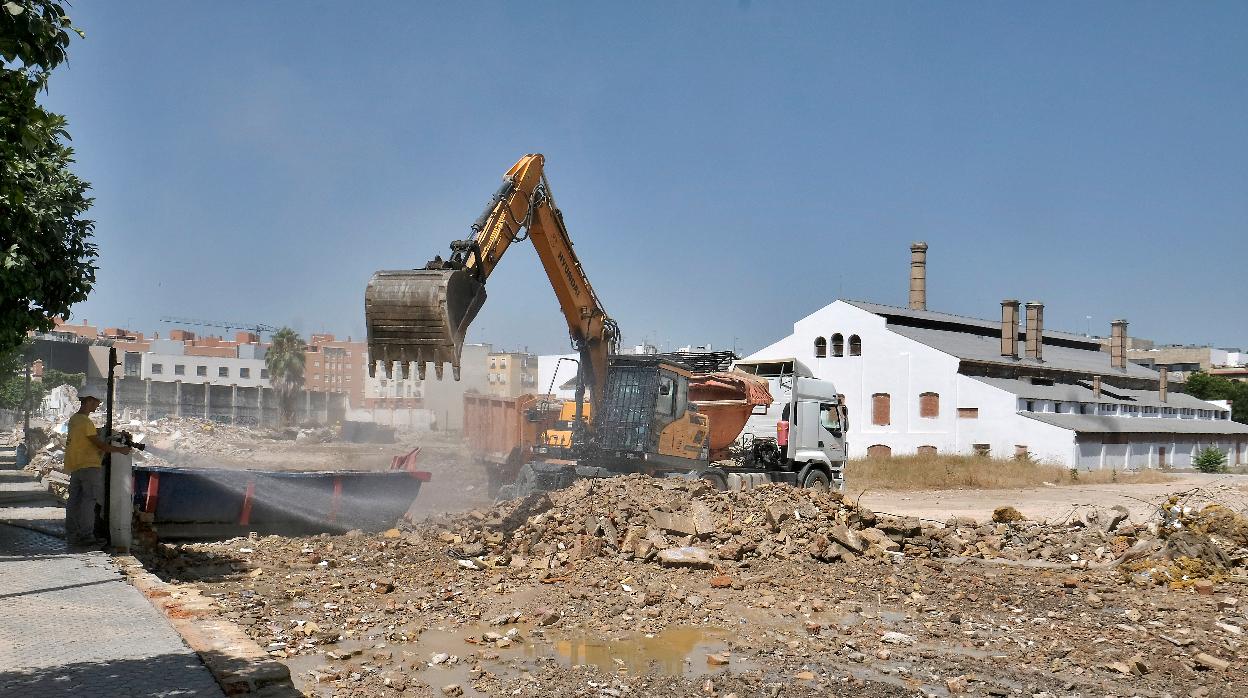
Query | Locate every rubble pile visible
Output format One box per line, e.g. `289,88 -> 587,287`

418,475 -> 934,570
417,476 -> 1248,585
140,475 -> 1248,697
20,426 -> 71,498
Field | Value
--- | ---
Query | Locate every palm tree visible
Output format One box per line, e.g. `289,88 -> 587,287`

265,327 -> 306,426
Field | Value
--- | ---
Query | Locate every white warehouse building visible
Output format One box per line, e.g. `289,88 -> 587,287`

746,245 -> 1248,469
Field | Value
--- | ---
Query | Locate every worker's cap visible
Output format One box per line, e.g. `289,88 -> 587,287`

78,392 -> 102,402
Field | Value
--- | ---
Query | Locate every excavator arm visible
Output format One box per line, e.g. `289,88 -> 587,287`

365,154 -> 619,416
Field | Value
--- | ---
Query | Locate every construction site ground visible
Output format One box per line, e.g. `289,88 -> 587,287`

15,420 -> 1240,697
101,424 -> 1244,698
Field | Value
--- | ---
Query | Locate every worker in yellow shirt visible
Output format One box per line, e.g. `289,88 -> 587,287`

64,393 -> 131,549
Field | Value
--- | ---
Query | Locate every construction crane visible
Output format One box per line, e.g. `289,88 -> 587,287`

159,316 -> 278,338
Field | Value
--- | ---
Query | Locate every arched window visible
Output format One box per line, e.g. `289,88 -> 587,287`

848,334 -> 862,356
831,333 -> 844,357
916,445 -> 937,457
866,444 -> 892,459
919,392 -> 939,418
872,393 -> 891,426
814,336 -> 827,358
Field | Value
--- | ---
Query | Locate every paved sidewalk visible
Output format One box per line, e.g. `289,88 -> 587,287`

0,467 -> 225,697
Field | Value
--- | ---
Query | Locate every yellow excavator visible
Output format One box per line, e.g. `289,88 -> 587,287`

365,154 -> 708,471
367,154 -> 849,494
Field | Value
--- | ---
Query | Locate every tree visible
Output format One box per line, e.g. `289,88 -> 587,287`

265,328 -> 306,426
1193,446 -> 1227,474
1184,371 -> 1248,424
1,1 -> 96,356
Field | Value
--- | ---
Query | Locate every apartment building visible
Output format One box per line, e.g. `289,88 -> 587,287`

304,334 -> 367,408
486,351 -> 539,398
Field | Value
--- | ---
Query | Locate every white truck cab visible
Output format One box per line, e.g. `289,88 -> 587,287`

726,358 -> 848,491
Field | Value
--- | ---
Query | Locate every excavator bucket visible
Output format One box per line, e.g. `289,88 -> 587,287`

364,268 -> 487,380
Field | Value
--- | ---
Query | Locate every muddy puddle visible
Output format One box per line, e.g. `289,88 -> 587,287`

551,626 -> 746,676
285,624 -> 747,696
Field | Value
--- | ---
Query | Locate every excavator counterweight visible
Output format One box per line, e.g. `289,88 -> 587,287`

364,268 -> 486,380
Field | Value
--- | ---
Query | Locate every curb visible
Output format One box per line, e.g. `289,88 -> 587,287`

115,555 -> 300,697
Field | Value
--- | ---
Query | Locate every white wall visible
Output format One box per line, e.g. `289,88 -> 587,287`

538,353 -> 580,399
141,353 -> 270,388
746,301 -> 1076,463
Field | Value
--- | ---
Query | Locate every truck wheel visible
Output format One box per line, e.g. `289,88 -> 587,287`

801,467 -> 831,491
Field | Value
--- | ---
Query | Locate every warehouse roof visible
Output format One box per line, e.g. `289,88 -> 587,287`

971,376 -> 1217,411
842,300 -> 1097,346
887,324 -> 1158,379
1022,412 -> 1248,435
841,300 -> 1157,378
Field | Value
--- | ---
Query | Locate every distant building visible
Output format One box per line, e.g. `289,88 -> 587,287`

486,351 -> 539,398
1126,345 -> 1241,381
304,334 -> 367,408
1210,366 -> 1248,383
359,343 -> 491,430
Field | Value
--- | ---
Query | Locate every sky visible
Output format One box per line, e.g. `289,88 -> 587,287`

41,2 -> 1248,356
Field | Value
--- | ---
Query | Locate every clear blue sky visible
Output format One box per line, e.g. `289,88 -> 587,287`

44,2 -> 1247,355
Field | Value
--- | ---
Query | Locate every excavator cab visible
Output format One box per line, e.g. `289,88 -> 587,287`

364,266 -> 486,380
592,356 -> 709,467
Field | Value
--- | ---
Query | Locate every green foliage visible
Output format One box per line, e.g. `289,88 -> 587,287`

1193,446 -> 1228,474
1184,371 -> 1248,424
41,367 -> 82,389
265,328 -> 306,425
0,339 -> 30,409
1,1 -> 96,356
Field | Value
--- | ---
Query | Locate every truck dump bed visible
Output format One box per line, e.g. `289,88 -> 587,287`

462,393 -> 559,493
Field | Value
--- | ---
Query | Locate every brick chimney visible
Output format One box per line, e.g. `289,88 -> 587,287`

1000,300 -> 1020,359
1024,302 -> 1044,361
1092,375 -> 1102,399
908,242 -> 928,311
1159,366 -> 1169,403
1110,319 -> 1128,371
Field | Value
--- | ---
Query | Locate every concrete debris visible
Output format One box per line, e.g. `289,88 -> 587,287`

658,547 -> 715,568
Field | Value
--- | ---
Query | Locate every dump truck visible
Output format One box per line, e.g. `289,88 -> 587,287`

367,154 -> 847,495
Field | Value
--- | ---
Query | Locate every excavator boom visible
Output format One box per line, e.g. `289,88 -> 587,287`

365,155 -> 617,414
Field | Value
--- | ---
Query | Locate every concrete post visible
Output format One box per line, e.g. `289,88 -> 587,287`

175,381 -> 182,418
231,385 -> 238,424
1159,367 -> 1169,403
258,387 -> 264,427
144,379 -> 151,421
204,384 -> 210,421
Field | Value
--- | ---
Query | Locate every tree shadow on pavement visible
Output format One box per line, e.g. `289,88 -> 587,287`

0,651 -> 230,698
